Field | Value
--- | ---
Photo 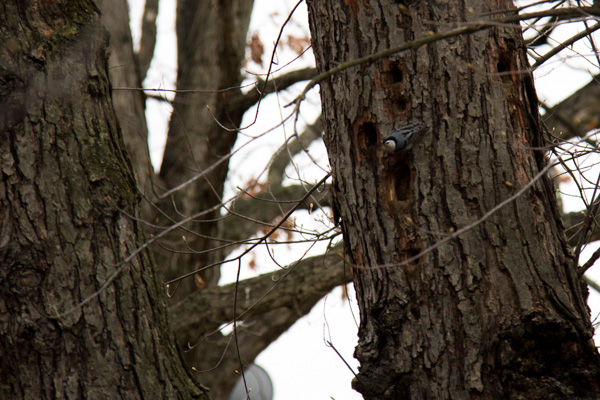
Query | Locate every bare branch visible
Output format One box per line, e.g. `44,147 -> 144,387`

563,208 -> 600,247
187,306 -> 334,399
543,75 -> 600,141
530,21 -> 600,71
580,246 -> 600,276
216,117 -> 328,251
293,5 -> 600,106
526,15 -> 559,47
234,67 -> 318,114
221,184 -> 331,245
169,244 -> 347,339
136,0 -> 159,82
216,118 -> 328,248
163,173 -> 331,286
267,116 -> 323,190
585,275 -> 600,294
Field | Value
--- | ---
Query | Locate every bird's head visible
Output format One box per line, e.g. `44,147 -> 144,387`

382,138 -> 397,152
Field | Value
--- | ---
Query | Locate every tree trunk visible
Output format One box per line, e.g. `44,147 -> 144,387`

97,0 -> 155,195
307,0 -> 600,398
0,2 -> 207,398
157,0 -> 254,291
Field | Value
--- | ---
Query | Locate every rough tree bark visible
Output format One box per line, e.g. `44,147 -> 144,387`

0,2 -> 206,398
4,0 -> 600,398
307,0 -> 600,398
0,1 -> 345,398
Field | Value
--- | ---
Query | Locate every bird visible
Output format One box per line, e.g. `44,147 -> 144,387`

382,122 -> 428,152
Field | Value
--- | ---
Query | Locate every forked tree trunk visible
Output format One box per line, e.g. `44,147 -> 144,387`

307,0 -> 600,398
157,0 -> 254,292
0,2 -> 207,398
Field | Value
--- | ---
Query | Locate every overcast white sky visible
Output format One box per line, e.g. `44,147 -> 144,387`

126,1 -> 600,399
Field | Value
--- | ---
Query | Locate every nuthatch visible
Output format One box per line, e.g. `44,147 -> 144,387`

382,122 -> 428,152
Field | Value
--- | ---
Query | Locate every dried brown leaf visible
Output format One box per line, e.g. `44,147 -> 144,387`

249,32 -> 264,67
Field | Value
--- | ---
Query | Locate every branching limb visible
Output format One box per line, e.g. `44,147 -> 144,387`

530,21 -> 600,71
187,307 -> 332,399
177,249 -> 351,400
169,243 -> 347,340
219,117 -> 328,245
